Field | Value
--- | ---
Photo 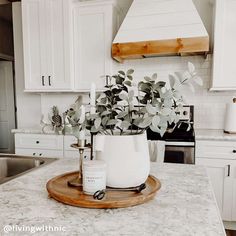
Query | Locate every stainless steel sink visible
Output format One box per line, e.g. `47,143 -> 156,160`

0,154 -> 57,184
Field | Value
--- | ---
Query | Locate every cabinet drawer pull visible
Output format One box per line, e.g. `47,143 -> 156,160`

227,165 -> 231,177
36,141 -> 40,144
42,76 -> 45,86
48,76 -> 51,86
39,153 -> 42,156
33,153 -> 36,156
233,150 -> 236,153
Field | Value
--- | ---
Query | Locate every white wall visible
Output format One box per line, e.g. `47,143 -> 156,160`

12,3 -> 42,129
13,0 -> 235,130
38,55 -> 236,130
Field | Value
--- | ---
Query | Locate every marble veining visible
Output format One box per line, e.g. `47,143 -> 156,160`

0,158 -> 226,236
11,128 -> 51,134
195,129 -> 236,141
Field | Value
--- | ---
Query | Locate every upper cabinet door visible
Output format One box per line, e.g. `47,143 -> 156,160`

211,0 -> 236,90
73,4 -> 113,91
22,0 -> 72,91
45,0 -> 72,90
22,0 -> 47,90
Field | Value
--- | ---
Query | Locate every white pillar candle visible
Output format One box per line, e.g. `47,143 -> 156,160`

80,105 -> 85,123
90,106 -> 96,114
78,129 -> 86,140
90,83 -> 96,106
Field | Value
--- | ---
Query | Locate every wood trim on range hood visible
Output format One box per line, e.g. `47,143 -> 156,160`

112,36 -> 209,63
112,0 -> 209,63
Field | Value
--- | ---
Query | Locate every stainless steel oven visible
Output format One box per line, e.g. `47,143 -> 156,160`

164,141 -> 195,164
147,105 -> 195,165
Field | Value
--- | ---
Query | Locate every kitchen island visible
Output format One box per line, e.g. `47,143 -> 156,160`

0,158 -> 226,236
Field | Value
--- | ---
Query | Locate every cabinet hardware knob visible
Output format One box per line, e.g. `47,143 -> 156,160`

48,76 -> 51,86
42,76 -> 45,86
33,153 -> 36,155
233,150 -> 236,153
36,141 -> 40,144
39,153 -> 42,156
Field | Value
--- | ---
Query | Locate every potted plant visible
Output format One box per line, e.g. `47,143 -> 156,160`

67,62 -> 202,188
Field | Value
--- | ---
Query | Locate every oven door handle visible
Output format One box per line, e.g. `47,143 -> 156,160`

164,141 -> 195,147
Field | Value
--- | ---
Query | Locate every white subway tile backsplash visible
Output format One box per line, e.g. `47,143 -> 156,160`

40,55 -> 235,130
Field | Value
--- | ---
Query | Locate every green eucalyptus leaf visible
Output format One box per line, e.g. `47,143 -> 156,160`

127,75 -> 133,80
146,103 -> 157,115
121,120 -> 131,130
97,105 -> 106,113
150,125 -> 161,133
94,117 -> 101,129
124,80 -> 132,87
112,88 -> 122,94
133,117 -> 142,126
127,69 -> 134,75
159,127 -> 166,137
144,76 -> 152,82
188,62 -> 195,74
152,73 -> 158,80
139,82 -> 151,94
161,107 -> 172,116
101,110 -> 111,116
137,117 -> 152,129
164,98 -> 173,108
118,71 -> 126,78
117,111 -> 128,118
193,76 -> 203,86
174,72 -> 185,83
100,97 -> 107,104
152,115 -> 160,127
67,117 -> 78,126
102,116 -> 109,126
119,93 -> 128,101
116,76 -> 125,84
107,119 -> 118,126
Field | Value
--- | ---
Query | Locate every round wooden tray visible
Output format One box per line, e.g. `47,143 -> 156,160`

46,171 -> 161,209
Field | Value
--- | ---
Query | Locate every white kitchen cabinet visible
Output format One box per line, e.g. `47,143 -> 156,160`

15,148 -> 63,158
211,0 -> 236,90
72,1 -> 118,91
15,133 -> 64,158
14,133 -> 94,159
196,140 -> 236,221
232,166 -> 236,220
22,0 -> 72,91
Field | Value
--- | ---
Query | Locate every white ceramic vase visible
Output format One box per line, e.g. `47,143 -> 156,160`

94,132 -> 150,188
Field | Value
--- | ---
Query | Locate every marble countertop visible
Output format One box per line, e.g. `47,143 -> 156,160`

0,158 -> 225,236
12,128 -> 49,134
195,129 -> 236,141
11,128 -> 74,136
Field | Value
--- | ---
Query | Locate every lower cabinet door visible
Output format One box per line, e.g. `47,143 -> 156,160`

15,148 -> 63,158
196,158 -> 234,221
232,165 -> 236,221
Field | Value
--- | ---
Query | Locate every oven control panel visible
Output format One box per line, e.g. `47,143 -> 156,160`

177,106 -> 193,121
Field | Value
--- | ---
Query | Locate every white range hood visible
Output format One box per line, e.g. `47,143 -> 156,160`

112,0 -> 209,62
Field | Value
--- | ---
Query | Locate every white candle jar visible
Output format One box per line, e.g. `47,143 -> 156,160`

82,160 -> 106,195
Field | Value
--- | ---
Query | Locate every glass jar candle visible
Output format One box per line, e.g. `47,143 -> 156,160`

82,160 -> 106,195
